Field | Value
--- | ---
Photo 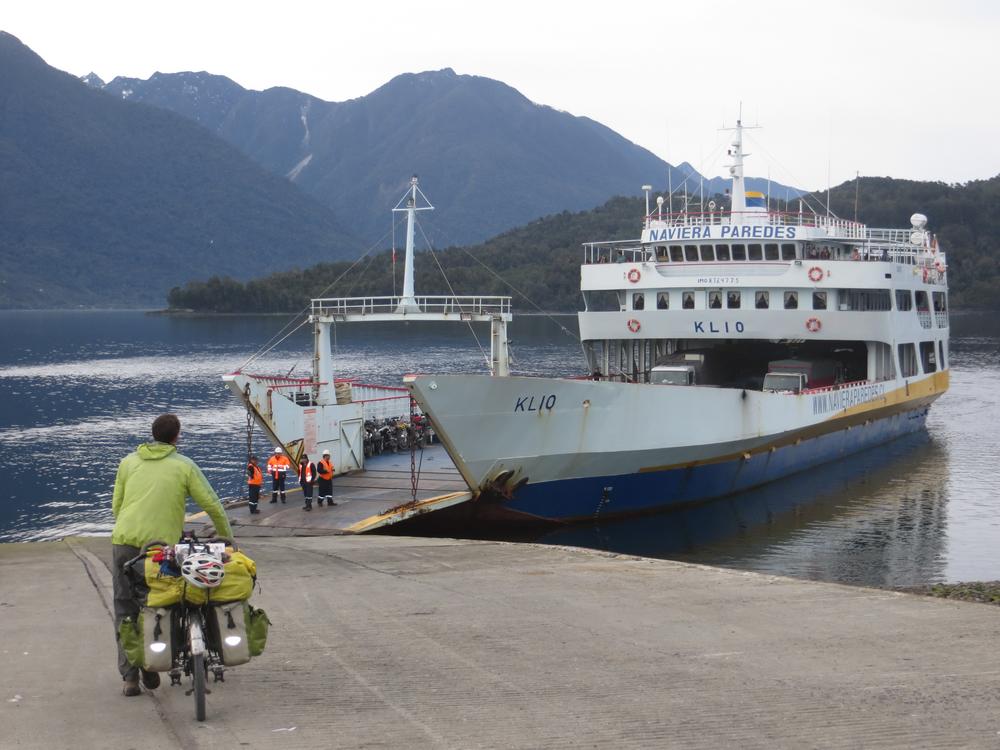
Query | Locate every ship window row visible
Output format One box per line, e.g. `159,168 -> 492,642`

633,290 -> 826,311
630,289 -> 947,320
654,243 -> 798,263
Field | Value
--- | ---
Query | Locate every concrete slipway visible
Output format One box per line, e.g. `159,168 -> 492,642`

3,534 -> 1000,749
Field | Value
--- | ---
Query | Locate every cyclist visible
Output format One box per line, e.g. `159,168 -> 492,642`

111,413 -> 234,697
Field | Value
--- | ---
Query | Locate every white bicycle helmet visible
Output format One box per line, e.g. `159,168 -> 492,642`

180,551 -> 226,588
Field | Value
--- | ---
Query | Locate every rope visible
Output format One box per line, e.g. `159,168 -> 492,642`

416,221 -> 493,372
235,224 -> 396,372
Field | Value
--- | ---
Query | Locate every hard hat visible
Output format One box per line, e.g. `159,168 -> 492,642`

180,552 -> 225,588
322,449 -> 330,455
274,447 -> 282,454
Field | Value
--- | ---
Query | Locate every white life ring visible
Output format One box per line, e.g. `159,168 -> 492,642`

627,268 -> 641,283
805,317 -> 822,333
627,318 -> 641,333
807,266 -> 824,283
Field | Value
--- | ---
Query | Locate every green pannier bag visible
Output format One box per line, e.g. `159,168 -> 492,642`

247,605 -> 271,657
118,615 -> 144,669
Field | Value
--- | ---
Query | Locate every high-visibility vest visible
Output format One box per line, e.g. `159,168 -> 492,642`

299,462 -> 315,484
247,463 -> 263,486
317,459 -> 334,480
267,455 -> 292,477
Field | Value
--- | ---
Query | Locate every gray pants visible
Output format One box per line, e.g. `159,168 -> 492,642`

112,544 -> 141,681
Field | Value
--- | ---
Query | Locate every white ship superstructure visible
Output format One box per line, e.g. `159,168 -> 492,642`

403,121 -> 949,525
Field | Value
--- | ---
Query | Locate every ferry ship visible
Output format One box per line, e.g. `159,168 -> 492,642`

402,120 -> 950,525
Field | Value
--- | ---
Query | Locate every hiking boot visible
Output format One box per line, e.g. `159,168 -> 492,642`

316,498 -> 324,507
269,498 -> 277,504
140,669 -> 160,690
122,678 -> 141,697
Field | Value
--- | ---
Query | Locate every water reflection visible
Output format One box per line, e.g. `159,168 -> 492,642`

534,432 -> 950,586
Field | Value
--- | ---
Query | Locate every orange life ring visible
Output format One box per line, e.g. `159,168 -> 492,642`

627,268 -> 641,283
807,266 -> 824,282
627,318 -> 641,333
805,317 -> 822,333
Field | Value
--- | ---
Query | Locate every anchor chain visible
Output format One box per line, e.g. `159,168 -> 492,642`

243,384 -> 255,500
410,396 -> 418,502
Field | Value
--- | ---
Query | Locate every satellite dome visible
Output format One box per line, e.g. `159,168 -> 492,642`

910,213 -> 928,229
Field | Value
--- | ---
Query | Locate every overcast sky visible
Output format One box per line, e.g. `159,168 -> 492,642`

7,0 -> 998,191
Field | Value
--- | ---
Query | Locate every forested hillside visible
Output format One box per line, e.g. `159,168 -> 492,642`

167,177 -> 1000,314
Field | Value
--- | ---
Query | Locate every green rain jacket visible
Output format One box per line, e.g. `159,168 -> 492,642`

112,442 -> 233,548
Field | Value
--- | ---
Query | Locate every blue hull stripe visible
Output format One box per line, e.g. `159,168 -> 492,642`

505,408 -> 930,522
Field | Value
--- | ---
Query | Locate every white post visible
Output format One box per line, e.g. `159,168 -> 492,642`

314,320 -> 334,404
490,318 -> 510,377
397,178 -> 419,313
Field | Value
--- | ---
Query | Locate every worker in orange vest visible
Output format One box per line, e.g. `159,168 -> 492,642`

246,455 -> 263,515
298,454 -> 317,511
317,449 -> 336,507
266,446 -> 293,504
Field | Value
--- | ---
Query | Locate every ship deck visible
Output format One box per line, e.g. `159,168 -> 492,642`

193,444 -> 471,536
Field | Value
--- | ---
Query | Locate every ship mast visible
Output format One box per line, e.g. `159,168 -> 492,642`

727,118 -> 748,219
394,175 -> 434,313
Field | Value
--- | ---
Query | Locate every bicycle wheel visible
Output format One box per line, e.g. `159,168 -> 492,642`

193,653 -> 206,721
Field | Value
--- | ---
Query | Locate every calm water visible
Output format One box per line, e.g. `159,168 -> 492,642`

1,310 -> 998,587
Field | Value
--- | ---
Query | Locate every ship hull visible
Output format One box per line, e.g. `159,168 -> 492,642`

407,372 -> 947,525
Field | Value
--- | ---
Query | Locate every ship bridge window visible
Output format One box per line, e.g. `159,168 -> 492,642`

896,290 -> 913,311
784,291 -> 799,309
633,293 -> 645,310
684,245 -> 699,262
932,292 -> 947,312
682,291 -> 695,309
655,245 -> 668,262
755,291 -> 770,309
732,244 -> 747,261
764,243 -> 780,261
709,291 -> 723,309
715,244 -> 731,261
781,243 -> 797,260
700,244 -> 715,261
898,343 -> 919,377
748,244 -> 763,261
657,292 -> 669,309
813,291 -> 828,310
919,341 -> 937,373
727,291 -> 741,309
670,245 -> 684,262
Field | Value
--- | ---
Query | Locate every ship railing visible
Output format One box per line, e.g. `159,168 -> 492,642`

935,312 -> 949,328
800,378 -> 875,395
643,209 -> 868,238
917,311 -> 933,329
352,382 -> 423,421
311,295 -> 511,317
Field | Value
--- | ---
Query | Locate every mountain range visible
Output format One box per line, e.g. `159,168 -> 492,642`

88,68 -> 796,247
2,30 -> 798,308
